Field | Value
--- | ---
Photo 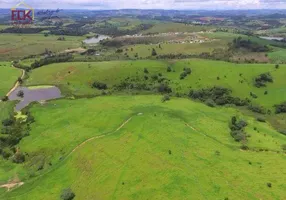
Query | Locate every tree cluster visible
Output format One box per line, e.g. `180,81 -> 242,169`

229,116 -> 248,142
254,72 -> 273,88
189,86 -> 249,106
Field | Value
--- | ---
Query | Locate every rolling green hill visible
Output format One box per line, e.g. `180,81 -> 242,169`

2,96 -> 286,200
0,62 -> 22,98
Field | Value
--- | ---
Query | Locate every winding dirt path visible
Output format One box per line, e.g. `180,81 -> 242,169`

68,116 -> 133,157
0,182 -> 24,191
6,65 -> 25,97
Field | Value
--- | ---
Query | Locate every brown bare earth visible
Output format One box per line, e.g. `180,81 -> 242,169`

0,176 -> 24,192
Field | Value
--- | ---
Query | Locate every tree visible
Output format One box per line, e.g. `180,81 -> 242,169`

17,90 -> 24,98
167,66 -> 172,72
151,48 -> 157,56
60,188 -> 75,200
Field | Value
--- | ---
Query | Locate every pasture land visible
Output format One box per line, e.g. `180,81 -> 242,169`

122,40 -> 227,58
0,34 -> 84,61
24,59 -> 286,110
0,62 -> 22,97
1,96 -> 286,199
141,22 -> 213,34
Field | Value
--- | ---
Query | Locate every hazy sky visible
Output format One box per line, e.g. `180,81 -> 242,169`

1,0 -> 286,9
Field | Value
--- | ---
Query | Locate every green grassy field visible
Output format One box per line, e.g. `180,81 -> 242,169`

24,59 -> 286,110
0,34 -> 84,61
0,62 -> 22,97
141,22 -> 212,34
121,40 -> 227,58
268,48 -> 286,63
0,96 -> 285,199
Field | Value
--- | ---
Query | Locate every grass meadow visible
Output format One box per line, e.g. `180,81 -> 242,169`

141,22 -> 213,34
24,59 -> 286,110
0,62 -> 22,97
1,95 -> 286,200
122,40 -> 227,58
0,34 -> 84,61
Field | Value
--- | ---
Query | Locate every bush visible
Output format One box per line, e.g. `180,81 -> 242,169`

229,117 -> 248,142
250,92 -> 258,99
275,64 -> 279,69
12,152 -> 25,163
151,48 -> 157,56
144,68 -> 149,74
267,183 -> 272,188
248,104 -> 266,114
161,95 -> 170,102
274,102 -> 286,114
254,73 -> 273,88
157,83 -> 172,93
231,130 -> 246,142
1,96 -> 8,101
281,144 -> 286,151
189,87 -> 248,107
205,99 -> 215,107
180,68 -> 192,79
92,81 -> 107,90
257,117 -> 266,123
167,66 -> 172,72
2,119 -> 14,126
17,90 -> 24,98
60,188 -> 75,200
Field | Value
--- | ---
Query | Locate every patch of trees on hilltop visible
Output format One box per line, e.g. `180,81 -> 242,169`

230,37 -> 270,52
0,27 -> 45,34
189,86 -> 250,107
30,53 -> 73,69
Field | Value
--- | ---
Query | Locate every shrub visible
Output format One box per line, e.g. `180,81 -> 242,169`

167,66 -> 172,72
17,90 -> 24,98
230,130 -> 246,142
151,74 -> 158,80
254,73 -> 273,88
275,64 -> 279,69
151,48 -> 157,56
250,92 -> 258,99
12,152 -> 25,163
274,102 -> 286,114
189,87 -> 248,107
267,183 -> 272,188
92,81 -> 107,90
144,68 -> 149,74
1,96 -> 8,101
229,117 -> 248,142
161,95 -> 170,102
241,144 -> 249,150
205,99 -> 215,107
248,104 -> 266,114
60,188 -> 75,200
157,83 -> 172,93
116,49 -> 123,53
281,144 -> 286,151
257,117 -> 266,123
2,118 -> 14,126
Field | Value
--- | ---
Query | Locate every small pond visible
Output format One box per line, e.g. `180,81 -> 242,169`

8,86 -> 62,111
83,35 -> 110,44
